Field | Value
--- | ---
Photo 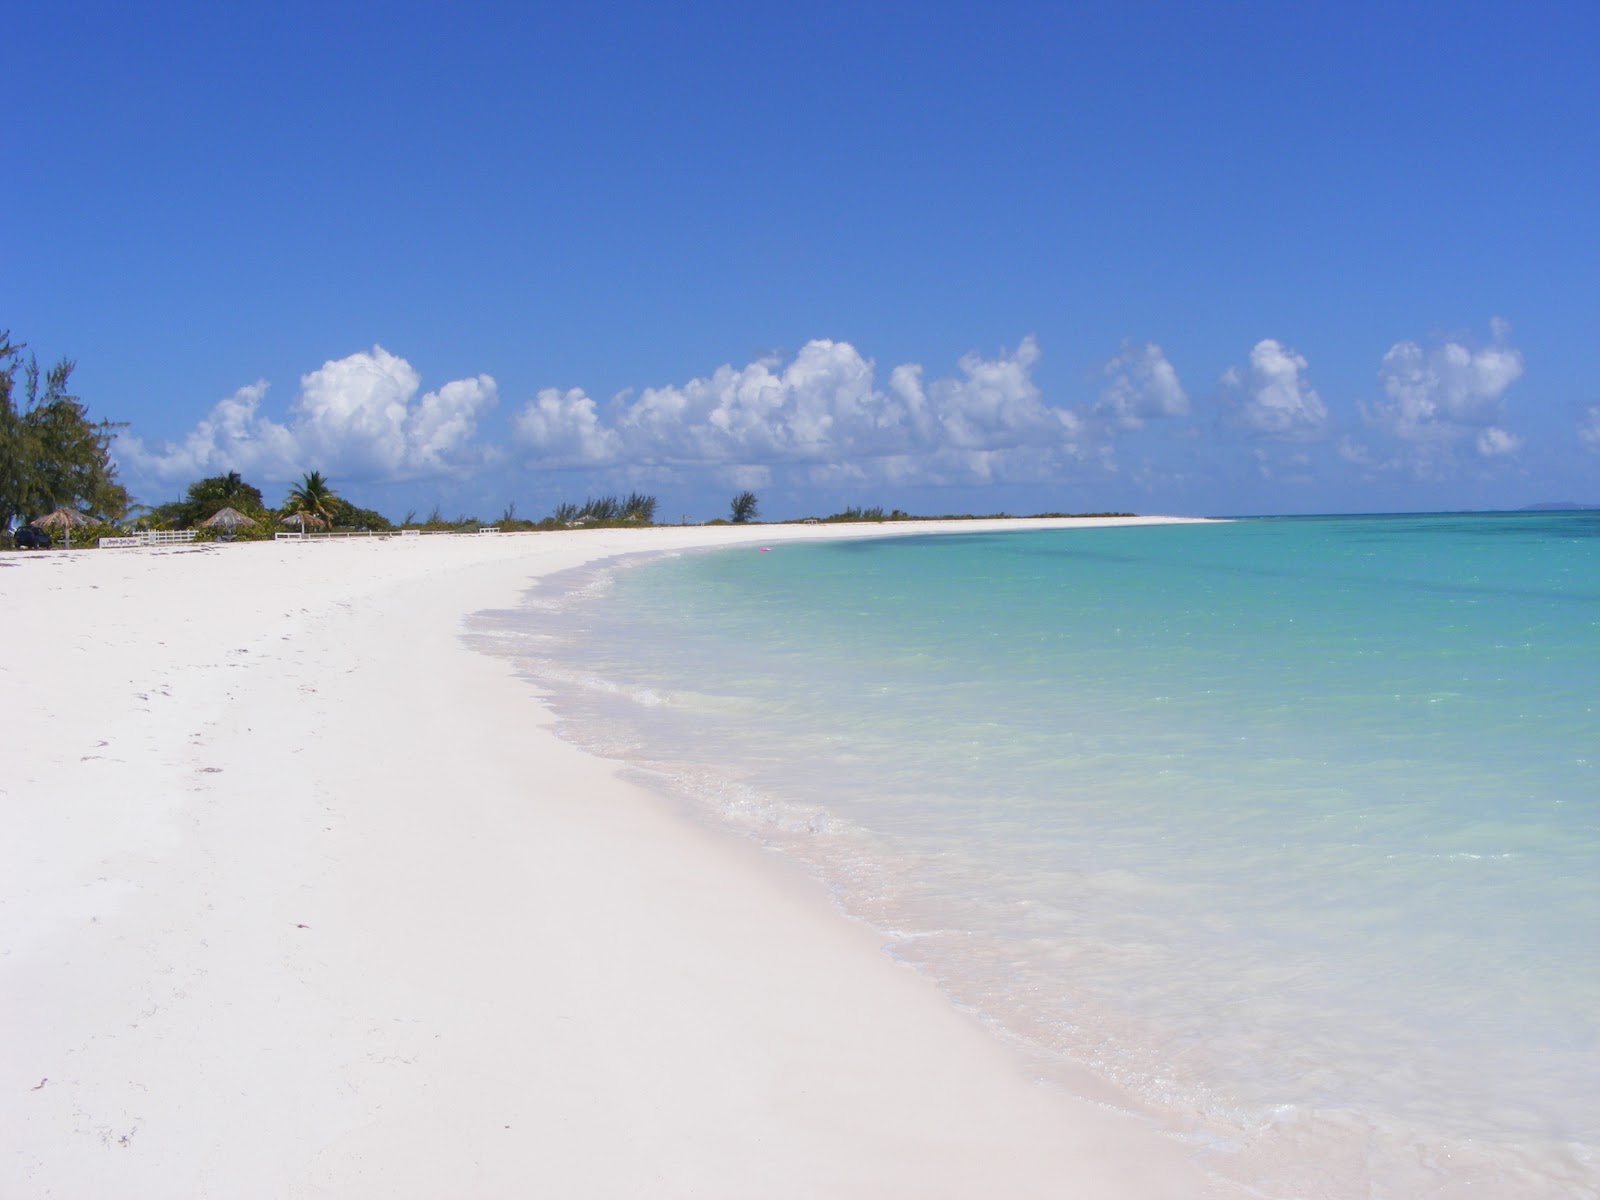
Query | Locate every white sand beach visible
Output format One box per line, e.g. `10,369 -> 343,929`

2,519 -> 1226,1199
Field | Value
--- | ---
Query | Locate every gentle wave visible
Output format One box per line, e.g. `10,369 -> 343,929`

470,514 -> 1600,1199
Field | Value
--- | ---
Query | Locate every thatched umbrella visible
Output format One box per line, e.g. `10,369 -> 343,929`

279,511 -> 327,531
31,507 -> 94,548
201,506 -> 260,542
201,506 -> 260,530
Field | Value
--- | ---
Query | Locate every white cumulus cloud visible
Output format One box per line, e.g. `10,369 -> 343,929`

405,376 -> 498,475
513,387 -> 622,466
290,347 -> 420,474
511,336 -> 1085,486
121,347 -> 497,485
119,380 -> 300,483
1095,340 -> 1188,430
1475,427 -> 1522,458
1364,320 -> 1524,446
1219,339 -> 1330,441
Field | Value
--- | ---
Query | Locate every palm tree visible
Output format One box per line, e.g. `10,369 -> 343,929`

284,470 -> 339,532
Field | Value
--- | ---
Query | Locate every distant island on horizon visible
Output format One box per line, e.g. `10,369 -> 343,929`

1519,501 -> 1600,511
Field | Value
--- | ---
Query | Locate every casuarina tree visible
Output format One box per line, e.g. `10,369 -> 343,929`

0,331 -> 129,529
730,491 -> 759,523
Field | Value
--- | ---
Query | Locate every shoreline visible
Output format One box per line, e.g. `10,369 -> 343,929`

2,518 -> 1227,1198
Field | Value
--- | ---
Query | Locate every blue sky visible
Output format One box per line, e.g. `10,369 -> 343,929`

8,1 -> 1598,520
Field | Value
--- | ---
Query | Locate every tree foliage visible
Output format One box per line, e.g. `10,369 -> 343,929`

326,495 -> 392,531
822,505 -> 903,522
545,493 -> 658,526
730,491 -> 759,523
283,470 -> 339,528
147,470 -> 269,528
0,332 -> 129,529
192,469 -> 264,514
267,472 -> 390,532
621,492 -> 657,523
143,471 -> 393,532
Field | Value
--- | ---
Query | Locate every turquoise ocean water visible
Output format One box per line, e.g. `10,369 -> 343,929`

475,513 -> 1599,1198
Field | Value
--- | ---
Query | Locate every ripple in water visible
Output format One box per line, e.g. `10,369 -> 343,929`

470,513 -> 1600,1199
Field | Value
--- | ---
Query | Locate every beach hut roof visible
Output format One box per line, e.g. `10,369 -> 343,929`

30,507 -> 94,529
200,506 -> 260,529
280,511 -> 327,528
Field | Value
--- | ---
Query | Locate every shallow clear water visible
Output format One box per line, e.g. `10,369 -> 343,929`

474,513 -> 1600,1198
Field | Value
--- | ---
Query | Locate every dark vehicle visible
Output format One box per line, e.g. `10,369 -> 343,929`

13,526 -> 51,550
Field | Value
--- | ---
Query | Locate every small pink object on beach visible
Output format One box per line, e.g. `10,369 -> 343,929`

758,547 -> 771,553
